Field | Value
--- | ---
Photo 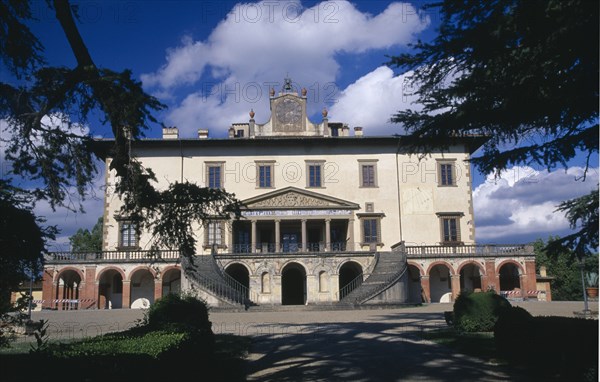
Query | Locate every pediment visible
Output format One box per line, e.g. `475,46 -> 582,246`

243,187 -> 359,210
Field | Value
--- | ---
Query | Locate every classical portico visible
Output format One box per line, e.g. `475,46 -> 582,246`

229,187 -> 359,254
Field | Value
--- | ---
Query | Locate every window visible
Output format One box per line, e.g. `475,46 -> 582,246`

362,219 -> 379,243
306,161 -> 324,187
236,129 -> 244,138
359,160 -> 378,187
437,213 -> 463,244
256,162 -> 274,188
206,163 -> 223,189
204,221 -> 225,248
438,161 -> 456,186
119,222 -> 138,248
365,202 -> 374,213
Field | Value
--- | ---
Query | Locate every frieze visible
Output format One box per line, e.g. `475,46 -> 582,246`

250,192 -> 332,208
242,209 -> 353,217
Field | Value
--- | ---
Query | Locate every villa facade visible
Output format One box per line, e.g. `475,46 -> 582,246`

41,79 -> 545,310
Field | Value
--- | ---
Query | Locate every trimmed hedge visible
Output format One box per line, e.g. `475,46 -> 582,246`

494,312 -> 598,381
145,293 -> 212,333
453,291 -> 511,332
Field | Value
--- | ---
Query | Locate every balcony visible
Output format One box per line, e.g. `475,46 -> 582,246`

45,250 -> 181,264
404,244 -> 534,258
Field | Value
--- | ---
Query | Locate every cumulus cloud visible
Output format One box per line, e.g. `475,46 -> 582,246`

473,166 -> 599,243
141,0 -> 429,136
328,66 -> 421,134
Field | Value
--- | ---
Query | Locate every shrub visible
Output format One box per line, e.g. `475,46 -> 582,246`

145,293 -> 212,334
494,314 -> 598,381
453,291 -> 511,332
493,306 -> 533,359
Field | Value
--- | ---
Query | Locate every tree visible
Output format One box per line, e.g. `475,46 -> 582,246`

0,0 -> 240,323
388,0 -> 598,254
69,217 -> 102,252
534,237 -> 598,301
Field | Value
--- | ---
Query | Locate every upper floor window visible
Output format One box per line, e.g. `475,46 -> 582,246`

256,161 -> 275,188
119,221 -> 138,248
306,161 -> 324,188
437,213 -> 463,244
206,163 -> 223,189
204,221 -> 225,249
438,161 -> 456,186
359,160 -> 378,187
357,212 -> 384,246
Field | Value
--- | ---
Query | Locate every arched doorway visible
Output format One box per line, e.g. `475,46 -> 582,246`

98,269 -> 123,309
460,264 -> 482,292
407,264 -> 422,304
225,263 -> 250,299
162,268 -> 181,296
429,264 -> 452,303
338,261 -> 362,300
281,263 -> 306,305
499,263 -> 521,291
56,270 -> 81,310
130,269 -> 155,309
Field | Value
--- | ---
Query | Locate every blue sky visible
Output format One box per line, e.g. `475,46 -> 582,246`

2,0 -> 597,249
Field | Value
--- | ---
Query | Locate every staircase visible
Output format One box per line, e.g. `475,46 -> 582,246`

182,255 -> 255,309
338,251 -> 407,305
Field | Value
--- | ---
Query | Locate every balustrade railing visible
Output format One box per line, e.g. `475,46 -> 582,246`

47,250 -> 181,263
405,244 -> 533,258
231,241 -> 354,254
335,273 -> 364,300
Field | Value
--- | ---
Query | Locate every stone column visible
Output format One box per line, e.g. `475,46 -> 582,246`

122,281 -> 131,309
41,268 -> 55,310
274,219 -> 281,252
325,219 -> 331,251
451,274 -> 461,301
83,266 -> 96,309
251,220 -> 257,253
154,278 -> 162,302
227,221 -> 233,252
301,219 -> 307,252
484,258 -> 499,292
347,218 -> 355,251
420,275 -> 431,303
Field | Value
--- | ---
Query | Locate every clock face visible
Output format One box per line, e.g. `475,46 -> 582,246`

275,98 -> 302,126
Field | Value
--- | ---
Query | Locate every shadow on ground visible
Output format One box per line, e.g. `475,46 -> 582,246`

243,312 -> 527,382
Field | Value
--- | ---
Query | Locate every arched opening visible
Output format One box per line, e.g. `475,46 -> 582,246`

499,263 -> 521,291
98,269 -> 123,309
460,264 -> 482,292
130,269 -> 155,309
407,264 -> 422,304
225,263 -> 250,299
338,261 -> 362,300
162,268 -> 181,296
281,263 -> 306,305
56,270 -> 81,310
429,264 -> 452,303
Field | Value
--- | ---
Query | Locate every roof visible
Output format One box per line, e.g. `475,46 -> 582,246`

91,135 -> 489,159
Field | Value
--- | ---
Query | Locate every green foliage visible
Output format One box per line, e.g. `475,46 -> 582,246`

47,330 -> 188,359
493,306 -> 533,360
586,272 -> 599,287
534,237 -> 599,300
453,291 -> 511,332
495,315 -> 598,381
69,217 -> 103,252
388,0 -> 598,256
144,293 -> 213,334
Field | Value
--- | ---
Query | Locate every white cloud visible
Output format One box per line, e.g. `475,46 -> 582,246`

473,166 -> 599,243
141,1 -> 429,136
327,66 -> 420,134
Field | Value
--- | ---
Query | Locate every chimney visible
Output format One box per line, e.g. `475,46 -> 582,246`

354,126 -> 363,137
162,127 -> 179,140
198,129 -> 209,139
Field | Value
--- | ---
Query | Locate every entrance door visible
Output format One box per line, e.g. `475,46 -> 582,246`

281,263 -> 306,305
282,233 -> 299,252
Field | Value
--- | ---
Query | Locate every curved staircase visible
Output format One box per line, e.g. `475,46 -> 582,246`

182,255 -> 256,309
338,251 -> 408,305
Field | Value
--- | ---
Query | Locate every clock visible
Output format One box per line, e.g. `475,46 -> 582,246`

275,98 -> 302,126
